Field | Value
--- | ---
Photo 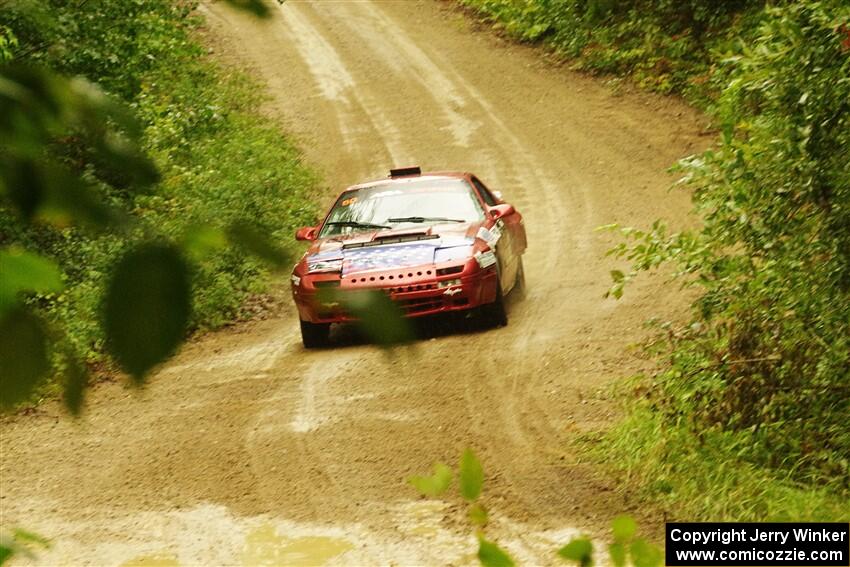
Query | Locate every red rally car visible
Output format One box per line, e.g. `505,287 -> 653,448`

290,167 -> 527,347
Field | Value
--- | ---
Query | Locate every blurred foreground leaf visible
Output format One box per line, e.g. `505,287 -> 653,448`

459,448 -> 484,501
2,157 -> 119,229
330,289 -> 413,347
0,247 -> 63,311
408,462 -> 452,497
227,220 -> 288,269
224,0 -> 271,18
629,538 -> 662,567
611,515 -> 636,542
468,502 -> 488,526
608,542 -> 626,567
85,130 -> 159,190
477,537 -> 515,567
182,224 -> 228,260
1,67 -> 158,228
0,527 -> 50,565
0,307 -> 49,410
103,243 -> 190,381
558,537 -> 593,567
61,351 -> 88,416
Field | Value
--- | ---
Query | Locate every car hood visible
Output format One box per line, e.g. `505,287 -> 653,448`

303,222 -> 482,276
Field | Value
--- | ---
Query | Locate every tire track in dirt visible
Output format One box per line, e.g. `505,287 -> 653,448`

274,4 -> 412,166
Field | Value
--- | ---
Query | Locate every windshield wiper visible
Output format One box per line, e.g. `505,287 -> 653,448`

325,221 -> 390,229
387,216 -> 465,224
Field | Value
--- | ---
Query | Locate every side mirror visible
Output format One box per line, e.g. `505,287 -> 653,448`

295,226 -> 318,241
488,204 -> 515,221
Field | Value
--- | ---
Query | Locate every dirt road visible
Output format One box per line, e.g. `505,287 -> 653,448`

0,1 -> 708,564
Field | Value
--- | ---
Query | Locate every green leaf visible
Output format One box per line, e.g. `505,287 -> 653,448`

468,502 -> 489,526
611,515 -> 637,542
608,543 -> 626,567
227,220 -> 288,269
68,75 -> 143,138
604,281 -> 624,300
0,158 -> 42,220
0,247 -> 64,311
90,133 -> 160,191
459,448 -> 484,501
408,462 -> 453,497
630,539 -> 662,567
2,159 -> 118,229
61,352 -> 88,416
182,224 -> 228,260
37,169 -> 119,229
224,0 -> 271,18
558,537 -> 593,567
477,537 -> 515,567
327,289 -> 413,347
0,527 -> 50,564
0,307 -> 50,411
103,243 -> 190,382
11,529 -> 49,548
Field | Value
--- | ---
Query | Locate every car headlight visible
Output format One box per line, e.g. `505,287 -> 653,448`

291,274 -> 301,286
307,258 -> 343,273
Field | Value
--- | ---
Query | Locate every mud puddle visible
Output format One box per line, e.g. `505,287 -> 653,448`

13,500 -> 589,566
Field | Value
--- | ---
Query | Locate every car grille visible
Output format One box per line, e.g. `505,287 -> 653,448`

318,286 -> 467,319
391,283 -> 438,293
397,295 -> 443,314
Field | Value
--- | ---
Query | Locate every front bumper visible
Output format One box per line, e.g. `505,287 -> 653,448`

291,262 -> 498,324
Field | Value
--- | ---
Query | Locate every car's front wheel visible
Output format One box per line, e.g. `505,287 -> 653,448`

300,319 -> 330,348
481,282 -> 508,328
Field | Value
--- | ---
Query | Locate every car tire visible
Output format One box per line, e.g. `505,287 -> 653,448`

300,319 -> 330,348
513,257 -> 526,297
481,282 -> 508,328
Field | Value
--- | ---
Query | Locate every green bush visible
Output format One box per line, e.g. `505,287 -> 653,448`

0,1 -> 317,380
458,0 -> 766,102
604,1 -> 849,517
461,0 -> 850,518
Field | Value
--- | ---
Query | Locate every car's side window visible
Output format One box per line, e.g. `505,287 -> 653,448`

471,176 -> 498,206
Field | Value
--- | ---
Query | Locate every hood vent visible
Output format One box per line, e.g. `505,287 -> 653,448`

343,233 -> 438,249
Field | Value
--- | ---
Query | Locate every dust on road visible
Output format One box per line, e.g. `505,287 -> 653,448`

0,1 -> 709,564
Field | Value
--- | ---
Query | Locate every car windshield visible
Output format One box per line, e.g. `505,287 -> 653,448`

319,178 -> 484,237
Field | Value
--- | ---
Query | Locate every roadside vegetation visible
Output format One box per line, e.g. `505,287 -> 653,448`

460,0 -> 850,521
458,0 -> 790,106
409,450 -> 664,567
0,0 -> 318,409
